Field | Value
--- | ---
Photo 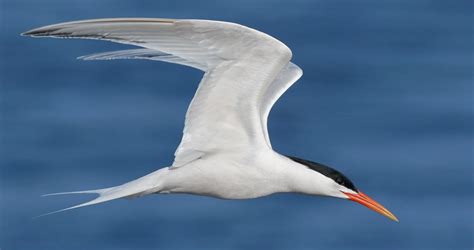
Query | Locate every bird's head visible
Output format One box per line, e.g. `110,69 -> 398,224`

288,156 -> 398,222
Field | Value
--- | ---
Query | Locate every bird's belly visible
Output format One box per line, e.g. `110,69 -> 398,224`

162,157 -> 282,199
184,180 -> 274,199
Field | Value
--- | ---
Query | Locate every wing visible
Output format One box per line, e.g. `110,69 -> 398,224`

79,49 -> 302,150
78,48 -> 207,71
23,18 -> 293,167
260,62 -> 303,148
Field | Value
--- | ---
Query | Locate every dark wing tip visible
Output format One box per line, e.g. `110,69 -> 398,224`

21,18 -> 177,37
21,27 -> 60,37
21,29 -> 38,36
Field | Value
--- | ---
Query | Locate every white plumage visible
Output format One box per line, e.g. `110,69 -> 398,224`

24,18 -> 398,222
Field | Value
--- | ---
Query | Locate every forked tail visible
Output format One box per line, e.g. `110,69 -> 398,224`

37,168 -> 168,218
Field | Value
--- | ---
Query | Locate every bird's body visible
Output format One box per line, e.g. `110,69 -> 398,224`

152,150 -> 287,199
24,18 -> 397,221
154,150 -> 341,200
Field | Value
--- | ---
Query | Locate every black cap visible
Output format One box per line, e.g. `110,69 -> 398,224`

287,156 -> 357,192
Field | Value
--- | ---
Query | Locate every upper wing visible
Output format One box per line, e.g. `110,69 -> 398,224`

23,18 -> 294,167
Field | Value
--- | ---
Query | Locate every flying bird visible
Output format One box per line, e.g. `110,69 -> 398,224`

23,18 -> 398,221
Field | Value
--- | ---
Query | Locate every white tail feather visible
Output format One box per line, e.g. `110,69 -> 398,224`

35,194 -> 112,218
41,187 -> 113,197
36,168 -> 169,218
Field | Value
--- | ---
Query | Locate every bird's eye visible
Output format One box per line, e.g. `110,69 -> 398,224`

335,177 -> 344,185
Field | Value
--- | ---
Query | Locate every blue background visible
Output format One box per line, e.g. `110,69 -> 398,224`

1,0 -> 472,249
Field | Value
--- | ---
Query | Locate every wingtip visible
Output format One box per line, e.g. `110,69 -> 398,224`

21,25 -> 67,37
76,55 -> 101,61
21,28 -> 48,37
76,55 -> 88,60
21,18 -> 177,37
20,30 -> 34,36
22,22 -> 72,37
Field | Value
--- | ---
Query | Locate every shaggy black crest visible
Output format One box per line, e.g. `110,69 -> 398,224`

288,156 -> 357,192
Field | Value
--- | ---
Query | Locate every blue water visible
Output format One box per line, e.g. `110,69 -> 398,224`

1,0 -> 472,249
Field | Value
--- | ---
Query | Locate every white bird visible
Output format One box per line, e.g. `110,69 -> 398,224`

23,18 -> 398,221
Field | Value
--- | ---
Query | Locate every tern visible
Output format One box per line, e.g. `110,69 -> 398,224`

24,18 -> 398,221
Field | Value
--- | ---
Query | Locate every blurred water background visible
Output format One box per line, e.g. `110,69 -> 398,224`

1,0 -> 473,249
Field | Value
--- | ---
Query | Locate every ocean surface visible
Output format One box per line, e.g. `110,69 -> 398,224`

1,0 -> 472,249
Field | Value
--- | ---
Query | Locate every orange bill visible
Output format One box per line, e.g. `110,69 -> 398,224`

342,191 -> 399,222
